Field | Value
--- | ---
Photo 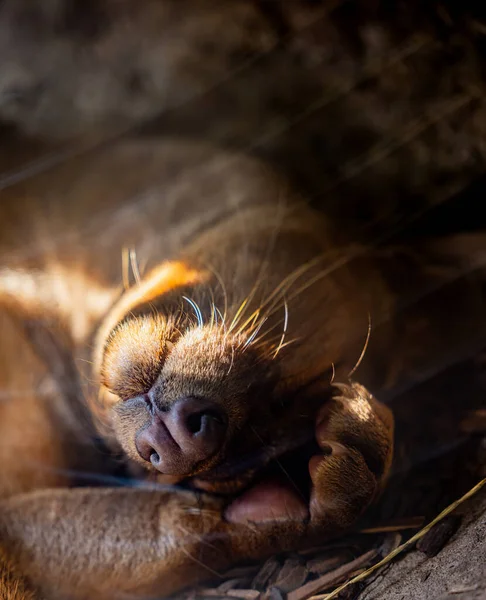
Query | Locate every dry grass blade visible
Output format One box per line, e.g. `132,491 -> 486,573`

287,550 -> 377,600
359,516 -> 424,533
309,477 -> 486,600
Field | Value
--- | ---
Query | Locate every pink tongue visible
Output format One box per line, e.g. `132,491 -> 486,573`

224,478 -> 309,524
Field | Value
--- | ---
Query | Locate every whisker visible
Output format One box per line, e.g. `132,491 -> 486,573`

242,317 -> 269,350
250,331 -> 289,351
182,296 -> 204,328
215,306 -> 227,335
228,296 -> 251,333
279,252 -> 358,316
255,255 -> 326,318
252,336 -> 301,361
237,255 -> 324,340
226,344 -> 235,376
236,308 -> 261,337
176,525 -> 221,552
178,546 -> 223,579
207,286 -> 217,329
274,457 -> 307,501
232,285 -> 264,336
250,426 -> 306,502
271,336 -> 300,355
205,265 -> 228,323
246,316 -> 286,346
121,247 -> 130,290
234,195 -> 288,336
256,244 -> 365,332
129,248 -> 141,285
272,300 -> 289,359
348,312 -> 372,378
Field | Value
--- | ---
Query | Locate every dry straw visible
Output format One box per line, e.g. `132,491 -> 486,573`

309,477 -> 486,600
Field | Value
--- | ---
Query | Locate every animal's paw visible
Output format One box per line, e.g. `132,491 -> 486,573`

308,382 -> 394,529
225,382 -> 393,534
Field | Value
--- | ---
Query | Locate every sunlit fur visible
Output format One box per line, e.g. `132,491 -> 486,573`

2,137 -> 484,599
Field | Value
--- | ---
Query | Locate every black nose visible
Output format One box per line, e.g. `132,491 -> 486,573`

135,397 -> 227,475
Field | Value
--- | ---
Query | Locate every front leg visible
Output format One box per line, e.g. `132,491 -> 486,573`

309,382 -> 394,530
0,385 -> 393,600
0,486 -> 305,600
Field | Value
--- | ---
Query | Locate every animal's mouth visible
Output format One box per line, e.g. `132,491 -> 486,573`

187,429 -> 321,524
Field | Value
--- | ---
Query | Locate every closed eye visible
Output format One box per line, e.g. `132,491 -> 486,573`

101,315 -> 175,399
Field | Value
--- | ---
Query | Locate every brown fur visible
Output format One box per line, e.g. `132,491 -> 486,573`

1,129 -> 486,598
1,130 -> 485,599
1,1 -> 486,597
0,139 -> 401,599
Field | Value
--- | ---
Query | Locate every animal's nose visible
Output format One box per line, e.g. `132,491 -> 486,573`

135,397 -> 227,475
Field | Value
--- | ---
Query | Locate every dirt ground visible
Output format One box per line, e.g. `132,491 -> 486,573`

363,489 -> 486,600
